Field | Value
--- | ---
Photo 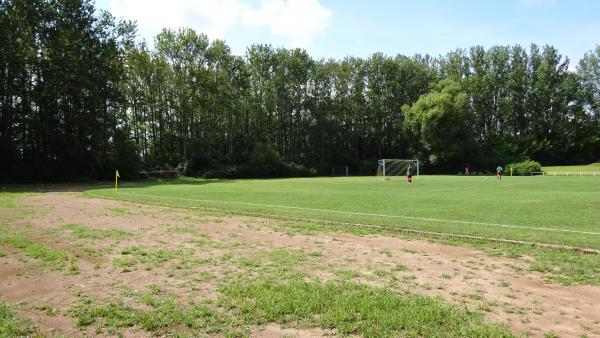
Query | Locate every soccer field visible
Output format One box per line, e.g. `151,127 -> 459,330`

86,175 -> 600,249
543,163 -> 600,173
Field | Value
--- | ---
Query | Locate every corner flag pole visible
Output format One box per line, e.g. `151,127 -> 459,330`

115,170 -> 120,192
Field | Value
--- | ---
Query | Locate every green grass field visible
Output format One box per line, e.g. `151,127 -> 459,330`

2,180 -> 600,336
543,163 -> 600,172
86,175 -> 600,249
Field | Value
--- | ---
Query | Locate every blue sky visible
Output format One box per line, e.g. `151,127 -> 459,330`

95,0 -> 600,65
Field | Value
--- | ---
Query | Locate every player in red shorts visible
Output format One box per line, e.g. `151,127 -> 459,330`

406,165 -> 413,184
496,165 -> 503,180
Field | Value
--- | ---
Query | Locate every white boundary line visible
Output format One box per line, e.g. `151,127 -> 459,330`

110,191 -> 600,236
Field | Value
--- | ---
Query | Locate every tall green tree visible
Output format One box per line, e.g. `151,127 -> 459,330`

404,79 -> 474,167
3,0 -> 598,180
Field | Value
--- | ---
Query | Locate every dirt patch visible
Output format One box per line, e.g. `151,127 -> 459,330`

251,324 -> 338,337
1,192 -> 599,337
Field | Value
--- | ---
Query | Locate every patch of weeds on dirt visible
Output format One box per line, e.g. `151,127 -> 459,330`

192,271 -> 215,283
423,237 -> 600,286
113,256 -> 137,272
391,263 -> 409,272
0,233 -> 69,270
166,225 -> 199,235
505,293 -> 518,300
0,235 -> 29,249
120,245 -> 138,255
105,242 -> 118,254
116,245 -> 202,271
420,283 -> 432,290
476,301 -> 496,313
237,257 -> 262,269
189,236 -> 243,250
67,256 -> 80,275
468,292 -> 485,301
507,264 -> 523,272
282,222 -> 327,235
220,253 -> 233,263
502,303 -> 527,315
269,219 -> 600,286
498,280 -> 511,287
34,304 -> 57,316
525,250 -> 600,285
265,249 -> 306,264
69,294 -> 243,337
188,238 -> 211,247
0,300 -> 36,337
136,293 -> 240,335
227,249 -> 310,280
335,269 -> 361,280
108,206 -> 135,216
69,296 -> 136,334
219,278 -> 513,338
374,269 -> 391,278
401,274 -> 417,282
533,306 -> 545,315
279,221 -> 373,236
61,223 -> 129,240
81,247 -> 100,257
378,249 -> 392,257
0,193 -> 18,211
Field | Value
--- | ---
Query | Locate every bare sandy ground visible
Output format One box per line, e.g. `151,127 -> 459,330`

1,192 -> 599,337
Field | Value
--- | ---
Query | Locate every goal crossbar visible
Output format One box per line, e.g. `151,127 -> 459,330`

332,166 -> 350,176
377,159 -> 420,179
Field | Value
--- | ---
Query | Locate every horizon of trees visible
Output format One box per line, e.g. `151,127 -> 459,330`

1,0 -> 599,181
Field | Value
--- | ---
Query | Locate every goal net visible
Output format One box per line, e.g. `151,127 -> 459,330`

377,159 -> 419,179
332,166 -> 349,176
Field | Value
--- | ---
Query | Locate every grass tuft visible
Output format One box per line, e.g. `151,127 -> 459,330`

61,223 -> 129,240
0,193 -> 17,211
0,234 -> 69,270
0,301 -> 36,337
220,278 -> 513,338
69,294 -> 241,336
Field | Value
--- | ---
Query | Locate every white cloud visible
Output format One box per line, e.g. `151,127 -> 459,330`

110,0 -> 247,40
242,0 -> 332,47
109,0 -> 332,48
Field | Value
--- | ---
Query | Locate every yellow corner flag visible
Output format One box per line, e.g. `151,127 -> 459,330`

115,170 -> 120,192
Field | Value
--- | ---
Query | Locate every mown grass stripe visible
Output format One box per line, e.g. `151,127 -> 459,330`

87,192 -> 600,254
114,191 -> 600,236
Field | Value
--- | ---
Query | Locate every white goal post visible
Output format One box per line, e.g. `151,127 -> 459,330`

377,159 -> 419,179
332,166 -> 350,176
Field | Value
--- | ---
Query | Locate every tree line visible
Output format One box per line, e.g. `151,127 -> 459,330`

1,0 -> 599,181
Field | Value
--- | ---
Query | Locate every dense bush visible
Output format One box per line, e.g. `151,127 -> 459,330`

507,160 -> 542,176
205,144 -> 316,179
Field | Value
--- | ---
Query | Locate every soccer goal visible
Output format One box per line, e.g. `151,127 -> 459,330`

377,159 -> 419,180
332,166 -> 350,176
